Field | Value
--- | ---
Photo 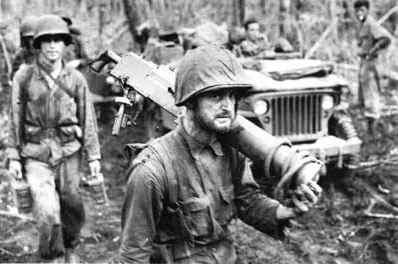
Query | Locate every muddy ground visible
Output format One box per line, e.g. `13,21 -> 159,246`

0,103 -> 397,264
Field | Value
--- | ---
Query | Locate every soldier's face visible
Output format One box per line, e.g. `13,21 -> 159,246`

247,23 -> 260,41
192,89 -> 237,134
355,6 -> 368,22
40,35 -> 65,62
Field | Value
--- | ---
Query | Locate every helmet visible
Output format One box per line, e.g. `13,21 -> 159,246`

33,14 -> 72,48
174,45 -> 252,106
20,16 -> 38,37
52,8 -> 72,26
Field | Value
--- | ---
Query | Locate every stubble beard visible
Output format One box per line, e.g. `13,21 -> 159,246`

194,110 -> 236,134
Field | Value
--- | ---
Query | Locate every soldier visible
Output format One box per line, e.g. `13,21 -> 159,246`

111,46 -> 322,263
354,0 -> 392,133
11,16 -> 38,79
239,18 -> 271,57
53,9 -> 90,69
6,14 -> 101,262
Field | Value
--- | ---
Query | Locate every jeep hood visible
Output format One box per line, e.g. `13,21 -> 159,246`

243,59 -> 348,92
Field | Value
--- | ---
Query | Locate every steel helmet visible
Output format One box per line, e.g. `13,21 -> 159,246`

174,45 -> 252,106
52,8 -> 73,26
20,16 -> 38,37
33,14 -> 72,49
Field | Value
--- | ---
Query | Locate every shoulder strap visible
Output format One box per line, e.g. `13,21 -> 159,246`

125,136 -> 178,206
37,62 -> 75,99
149,138 -> 178,206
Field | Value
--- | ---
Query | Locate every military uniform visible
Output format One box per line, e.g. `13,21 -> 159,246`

11,16 -> 38,79
239,33 -> 270,57
111,46 -> 322,264
357,15 -> 391,119
6,62 -> 100,257
111,123 -> 286,263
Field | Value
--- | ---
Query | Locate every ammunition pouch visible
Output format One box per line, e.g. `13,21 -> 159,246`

24,125 -> 78,144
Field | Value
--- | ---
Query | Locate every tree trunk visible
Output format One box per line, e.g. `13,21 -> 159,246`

98,1 -> 107,50
329,0 -> 338,41
260,0 -> 267,17
279,0 -> 290,36
232,0 -> 245,27
122,0 -> 141,47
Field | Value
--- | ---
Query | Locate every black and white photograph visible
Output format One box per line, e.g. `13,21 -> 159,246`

0,0 -> 397,263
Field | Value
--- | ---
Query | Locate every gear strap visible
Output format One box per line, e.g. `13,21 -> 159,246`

37,62 -> 75,99
148,139 -> 178,208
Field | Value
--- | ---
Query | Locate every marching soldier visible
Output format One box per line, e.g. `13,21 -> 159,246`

111,46 -> 322,263
11,16 -> 38,79
6,14 -> 101,262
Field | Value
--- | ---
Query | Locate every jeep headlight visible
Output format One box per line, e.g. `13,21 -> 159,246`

322,95 -> 334,110
253,100 -> 269,115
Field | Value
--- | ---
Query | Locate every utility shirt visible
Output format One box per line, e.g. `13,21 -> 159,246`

7,62 -> 100,165
357,15 -> 392,58
113,123 -> 283,263
240,34 -> 271,57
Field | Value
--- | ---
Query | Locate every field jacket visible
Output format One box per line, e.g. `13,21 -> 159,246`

6,62 -> 100,165
112,123 -> 284,263
357,15 -> 392,58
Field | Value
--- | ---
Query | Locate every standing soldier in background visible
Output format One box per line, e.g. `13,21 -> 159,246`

53,8 -> 90,70
6,14 -> 101,263
354,0 -> 392,134
11,16 -> 38,79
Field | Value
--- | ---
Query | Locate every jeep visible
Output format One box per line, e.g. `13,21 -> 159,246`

239,58 -> 362,172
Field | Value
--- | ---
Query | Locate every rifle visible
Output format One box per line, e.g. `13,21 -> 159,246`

90,50 -> 322,198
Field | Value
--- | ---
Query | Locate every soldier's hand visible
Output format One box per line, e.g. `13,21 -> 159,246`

89,160 -> 101,177
291,181 -> 322,215
296,162 -> 322,186
9,160 -> 22,180
276,181 -> 322,220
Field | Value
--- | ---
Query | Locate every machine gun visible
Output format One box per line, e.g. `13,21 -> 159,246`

90,50 -> 323,201
90,50 -> 181,136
